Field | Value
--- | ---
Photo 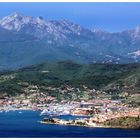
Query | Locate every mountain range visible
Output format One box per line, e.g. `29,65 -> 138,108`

1,12 -> 140,70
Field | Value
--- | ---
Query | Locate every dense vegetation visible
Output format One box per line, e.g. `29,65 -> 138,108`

104,116 -> 140,129
0,61 -> 140,102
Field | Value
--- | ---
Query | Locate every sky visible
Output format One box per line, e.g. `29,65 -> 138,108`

0,2 -> 140,32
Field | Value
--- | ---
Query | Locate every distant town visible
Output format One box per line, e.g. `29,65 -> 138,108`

0,84 -> 139,129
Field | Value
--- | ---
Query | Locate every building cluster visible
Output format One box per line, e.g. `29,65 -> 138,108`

0,84 -> 139,128
41,99 -> 140,127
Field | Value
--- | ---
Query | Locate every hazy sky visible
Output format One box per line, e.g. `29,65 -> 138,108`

0,2 -> 140,32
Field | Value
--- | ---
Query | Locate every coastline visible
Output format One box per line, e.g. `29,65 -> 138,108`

39,120 -> 140,130
0,109 -> 139,130
39,120 -> 104,128
1,109 -> 139,130
0,108 -> 41,112
0,110 -> 139,138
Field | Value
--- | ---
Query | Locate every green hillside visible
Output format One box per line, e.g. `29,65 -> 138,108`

104,116 -> 140,129
0,61 -> 140,103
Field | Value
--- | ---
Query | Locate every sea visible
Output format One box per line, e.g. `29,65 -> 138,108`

0,110 -> 139,138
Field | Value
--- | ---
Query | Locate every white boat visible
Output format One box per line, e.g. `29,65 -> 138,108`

40,109 -> 56,116
40,108 -> 70,116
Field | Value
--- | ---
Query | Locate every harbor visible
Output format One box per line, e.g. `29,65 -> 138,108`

0,110 -> 139,138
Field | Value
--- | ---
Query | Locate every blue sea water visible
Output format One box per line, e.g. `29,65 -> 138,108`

0,110 -> 139,138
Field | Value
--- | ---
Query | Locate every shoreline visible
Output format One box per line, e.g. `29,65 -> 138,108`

39,120 -> 104,128
39,120 -> 140,130
1,109 -> 139,130
0,109 -> 40,113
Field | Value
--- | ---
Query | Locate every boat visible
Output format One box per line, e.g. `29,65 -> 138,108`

40,109 -> 57,116
40,109 -> 70,116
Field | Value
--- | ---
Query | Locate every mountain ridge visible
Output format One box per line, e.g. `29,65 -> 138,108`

0,12 -> 140,70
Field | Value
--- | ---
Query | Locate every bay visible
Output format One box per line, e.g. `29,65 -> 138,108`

0,110 -> 139,138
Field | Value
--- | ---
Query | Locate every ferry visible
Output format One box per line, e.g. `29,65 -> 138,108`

40,109 -> 70,116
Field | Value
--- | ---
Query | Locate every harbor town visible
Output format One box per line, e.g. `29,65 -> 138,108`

0,86 -> 139,129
